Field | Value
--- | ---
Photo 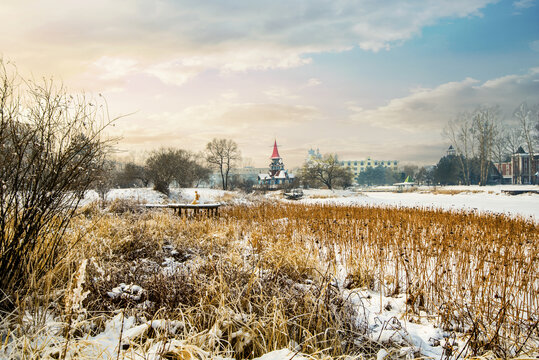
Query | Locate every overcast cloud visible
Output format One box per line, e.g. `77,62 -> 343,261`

1,0 -> 536,167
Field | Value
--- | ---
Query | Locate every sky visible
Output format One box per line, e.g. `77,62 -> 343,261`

1,0 -> 538,168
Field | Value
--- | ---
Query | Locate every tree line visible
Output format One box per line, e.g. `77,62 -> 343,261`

443,104 -> 539,185
97,138 -> 242,199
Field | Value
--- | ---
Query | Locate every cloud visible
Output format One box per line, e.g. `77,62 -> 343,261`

307,78 -> 322,87
177,101 -> 320,128
0,0 -> 496,85
513,0 -> 536,9
116,100 -> 321,147
145,60 -> 203,87
93,57 -> 138,80
530,40 -> 539,52
264,87 -> 300,100
349,69 -> 539,131
220,90 -> 238,100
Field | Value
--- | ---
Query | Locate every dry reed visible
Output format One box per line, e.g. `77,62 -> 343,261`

1,201 -> 537,359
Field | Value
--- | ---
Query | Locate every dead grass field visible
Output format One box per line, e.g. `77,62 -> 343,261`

2,200 -> 537,359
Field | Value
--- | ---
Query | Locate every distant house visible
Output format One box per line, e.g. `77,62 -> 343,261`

257,140 -> 294,188
495,146 -> 539,184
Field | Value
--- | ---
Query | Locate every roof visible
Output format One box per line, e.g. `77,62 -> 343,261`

275,171 -> 288,179
271,140 -> 281,159
516,146 -> 526,154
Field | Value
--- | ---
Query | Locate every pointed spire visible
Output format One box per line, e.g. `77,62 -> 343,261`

271,140 -> 281,159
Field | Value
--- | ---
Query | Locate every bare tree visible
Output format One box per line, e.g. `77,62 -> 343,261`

300,153 -> 354,189
205,138 -> 241,190
145,148 -> 208,195
444,107 -> 500,185
514,102 -> 538,184
505,127 -> 523,157
443,112 -> 475,185
492,130 -> 507,165
416,166 -> 434,185
472,107 -> 499,186
113,162 -> 149,188
94,160 -> 116,207
401,164 -> 419,180
0,59 -> 115,298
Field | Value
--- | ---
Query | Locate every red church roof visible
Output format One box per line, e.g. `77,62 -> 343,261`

271,140 -> 281,159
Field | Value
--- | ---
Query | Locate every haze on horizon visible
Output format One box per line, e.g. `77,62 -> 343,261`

1,0 -> 538,168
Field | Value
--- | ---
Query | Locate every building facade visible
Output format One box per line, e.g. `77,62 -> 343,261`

340,157 -> 399,179
257,140 -> 294,188
495,147 -> 539,184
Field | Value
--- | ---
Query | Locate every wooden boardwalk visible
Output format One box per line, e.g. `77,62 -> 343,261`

145,203 -> 221,217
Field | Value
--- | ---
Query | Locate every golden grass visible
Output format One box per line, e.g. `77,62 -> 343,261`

2,202 -> 538,359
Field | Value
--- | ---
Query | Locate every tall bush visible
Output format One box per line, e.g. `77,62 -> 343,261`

0,60 -> 113,300
145,148 -> 210,195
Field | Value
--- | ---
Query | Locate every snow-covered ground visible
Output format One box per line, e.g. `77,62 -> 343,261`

296,186 -> 539,222
84,185 -> 539,222
82,187 -> 233,206
11,186 -> 535,359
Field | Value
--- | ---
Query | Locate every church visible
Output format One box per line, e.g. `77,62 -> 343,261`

257,140 -> 294,188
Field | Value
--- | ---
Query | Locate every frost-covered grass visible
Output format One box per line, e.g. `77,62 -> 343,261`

1,198 -> 538,359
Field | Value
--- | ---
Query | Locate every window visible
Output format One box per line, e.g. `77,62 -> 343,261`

354,161 -> 357,165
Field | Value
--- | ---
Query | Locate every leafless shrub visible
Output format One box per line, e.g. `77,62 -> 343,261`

0,59 -> 115,302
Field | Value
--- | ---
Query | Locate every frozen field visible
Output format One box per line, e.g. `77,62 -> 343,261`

87,185 -> 539,222
296,185 -> 539,222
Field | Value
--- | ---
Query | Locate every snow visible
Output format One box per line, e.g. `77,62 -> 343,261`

66,185 -> 539,359
81,187 -> 236,206
297,186 -> 539,222
107,283 -> 144,301
253,348 -> 311,360
82,185 -> 539,222
346,289 -> 446,359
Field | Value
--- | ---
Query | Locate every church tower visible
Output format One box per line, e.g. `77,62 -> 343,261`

257,139 -> 293,187
269,140 -> 285,176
